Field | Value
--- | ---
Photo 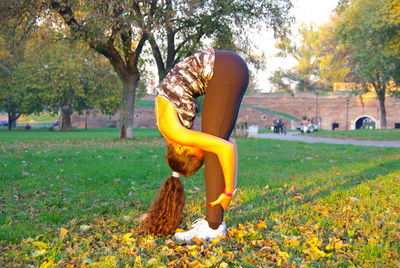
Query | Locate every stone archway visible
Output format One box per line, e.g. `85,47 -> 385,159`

353,115 -> 377,129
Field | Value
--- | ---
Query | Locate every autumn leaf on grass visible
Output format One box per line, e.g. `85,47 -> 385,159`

134,256 -> 142,266
342,205 -> 352,212
188,260 -> 201,268
32,241 -> 48,250
79,224 -> 91,232
140,238 -> 156,249
320,209 -> 329,216
32,250 -> 46,258
59,227 -> 69,238
325,237 -> 348,251
115,233 -> 135,245
219,262 -> 229,268
277,251 -> 290,266
201,255 -> 218,267
255,220 -> 267,229
211,236 -> 221,245
346,196 -> 360,202
303,235 -> 331,260
39,261 -> 55,268
368,237 -> 378,245
293,194 -> 303,200
282,234 -> 300,248
305,235 -> 323,248
285,186 -> 296,195
193,236 -> 203,244
174,246 -> 186,253
147,258 -> 159,265
225,251 -> 235,260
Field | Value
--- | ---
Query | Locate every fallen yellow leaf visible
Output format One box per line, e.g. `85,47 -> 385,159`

174,246 -> 185,253
255,220 -> 267,229
320,209 -> 329,216
219,262 -> 229,268
59,227 -> 69,238
188,260 -> 201,268
193,236 -> 203,244
39,261 -> 54,268
122,233 -> 135,244
326,237 -> 348,250
147,258 -> 158,265
285,186 -> 296,195
347,196 -> 360,202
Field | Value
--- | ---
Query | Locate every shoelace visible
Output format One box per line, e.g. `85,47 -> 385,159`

190,218 -> 206,229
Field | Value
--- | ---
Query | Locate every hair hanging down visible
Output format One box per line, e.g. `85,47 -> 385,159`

140,143 -> 204,235
139,175 -> 185,235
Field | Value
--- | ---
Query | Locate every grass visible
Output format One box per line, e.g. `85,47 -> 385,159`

1,128 -> 399,266
0,127 -> 161,140
305,129 -> 400,141
18,113 -> 59,124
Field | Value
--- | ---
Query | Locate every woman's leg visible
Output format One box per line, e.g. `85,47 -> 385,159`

201,50 -> 249,228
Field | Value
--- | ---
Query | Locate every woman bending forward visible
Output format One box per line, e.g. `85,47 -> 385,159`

155,49 -> 249,241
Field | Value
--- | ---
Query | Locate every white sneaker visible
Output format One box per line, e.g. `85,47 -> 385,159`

174,218 -> 227,242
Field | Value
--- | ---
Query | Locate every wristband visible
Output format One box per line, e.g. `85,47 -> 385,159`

223,188 -> 237,197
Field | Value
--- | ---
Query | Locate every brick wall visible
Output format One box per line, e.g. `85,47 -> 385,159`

239,92 -> 399,130
71,93 -> 400,130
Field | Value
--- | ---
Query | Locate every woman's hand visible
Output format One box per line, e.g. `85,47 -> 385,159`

208,193 -> 232,210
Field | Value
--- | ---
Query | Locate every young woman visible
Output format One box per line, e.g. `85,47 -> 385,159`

143,49 -> 249,241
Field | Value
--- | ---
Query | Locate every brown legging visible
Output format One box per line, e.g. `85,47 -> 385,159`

201,50 -> 249,227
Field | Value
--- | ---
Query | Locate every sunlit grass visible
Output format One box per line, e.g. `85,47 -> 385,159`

305,129 -> 400,141
1,129 -> 399,266
18,113 -> 59,124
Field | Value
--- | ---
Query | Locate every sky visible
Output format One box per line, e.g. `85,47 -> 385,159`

255,0 -> 339,91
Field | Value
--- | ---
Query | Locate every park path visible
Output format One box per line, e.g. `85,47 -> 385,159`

256,132 -> 400,148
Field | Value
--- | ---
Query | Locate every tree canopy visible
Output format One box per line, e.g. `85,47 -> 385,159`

1,27 -> 122,130
1,0 -> 294,135
336,0 -> 400,127
271,0 -> 399,127
143,0 -> 293,80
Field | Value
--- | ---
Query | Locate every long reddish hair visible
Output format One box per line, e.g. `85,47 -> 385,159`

140,143 -> 204,235
140,175 -> 185,235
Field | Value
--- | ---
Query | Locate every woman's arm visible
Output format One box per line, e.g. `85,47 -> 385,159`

156,96 -> 236,208
229,138 -> 238,188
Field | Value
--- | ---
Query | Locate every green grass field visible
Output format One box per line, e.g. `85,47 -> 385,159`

304,129 -> 400,141
1,128 -> 399,266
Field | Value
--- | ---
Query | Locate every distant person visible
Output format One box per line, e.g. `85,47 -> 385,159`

52,120 -> 60,127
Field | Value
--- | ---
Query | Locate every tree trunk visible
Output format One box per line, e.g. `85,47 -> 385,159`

119,76 -> 139,139
374,72 -> 387,129
60,104 -> 72,131
376,90 -> 387,129
7,107 -> 19,130
302,80 -> 308,92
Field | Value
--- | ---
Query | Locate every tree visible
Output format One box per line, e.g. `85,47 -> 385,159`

269,68 -> 296,96
309,21 -> 354,90
271,21 -> 354,94
12,35 -> 122,131
143,0 -> 294,81
336,0 -> 400,128
2,0 -> 293,136
0,12 -> 37,130
44,0 -> 149,137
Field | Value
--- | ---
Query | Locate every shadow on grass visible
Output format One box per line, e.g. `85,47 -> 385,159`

235,159 -> 399,223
